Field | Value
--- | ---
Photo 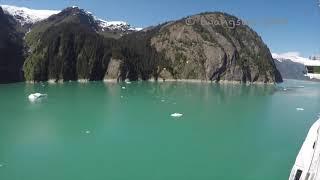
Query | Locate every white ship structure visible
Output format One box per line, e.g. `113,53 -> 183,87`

305,61 -> 320,80
289,119 -> 320,180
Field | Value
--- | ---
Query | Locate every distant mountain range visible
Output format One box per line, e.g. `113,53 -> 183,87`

272,52 -> 320,81
0,5 -> 282,84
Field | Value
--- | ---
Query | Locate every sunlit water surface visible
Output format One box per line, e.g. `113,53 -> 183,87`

0,80 -> 319,180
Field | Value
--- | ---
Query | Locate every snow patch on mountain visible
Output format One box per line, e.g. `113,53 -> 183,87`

272,52 -> 320,66
272,52 -> 309,63
1,5 -> 60,25
1,4 -> 142,31
96,19 -> 128,31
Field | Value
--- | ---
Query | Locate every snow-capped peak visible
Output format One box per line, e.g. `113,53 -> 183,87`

1,5 -> 60,25
272,52 -> 320,66
0,4 -> 142,32
95,19 -> 142,31
96,19 -> 129,31
272,52 -> 309,63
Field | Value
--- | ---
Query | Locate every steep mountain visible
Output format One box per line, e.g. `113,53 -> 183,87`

116,13 -> 282,83
0,7 -> 25,83
23,7 -> 117,82
22,8 -> 282,84
274,59 -> 308,80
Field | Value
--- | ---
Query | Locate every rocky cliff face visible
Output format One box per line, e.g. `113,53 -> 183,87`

118,12 -> 282,83
22,9 -> 282,84
0,7 -> 25,83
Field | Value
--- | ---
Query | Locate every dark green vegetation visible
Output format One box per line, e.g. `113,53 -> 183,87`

23,7 -> 117,82
24,23 -> 116,82
1,7 -> 283,83
0,7 -> 24,83
116,26 -> 169,81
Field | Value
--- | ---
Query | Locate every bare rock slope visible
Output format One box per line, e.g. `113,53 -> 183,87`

118,12 -> 283,83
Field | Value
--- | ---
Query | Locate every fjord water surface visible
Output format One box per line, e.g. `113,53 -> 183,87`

0,80 -> 319,180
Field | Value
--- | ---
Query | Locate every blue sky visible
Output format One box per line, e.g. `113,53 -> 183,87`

1,0 -> 320,56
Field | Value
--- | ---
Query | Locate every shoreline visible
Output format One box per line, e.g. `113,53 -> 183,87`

149,79 -> 275,85
25,78 -> 277,85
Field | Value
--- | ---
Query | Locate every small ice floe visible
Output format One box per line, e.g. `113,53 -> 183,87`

171,113 -> 183,118
120,96 -> 124,98
283,88 -> 287,91
161,99 -> 165,102
28,93 -> 47,102
121,86 -> 126,89
125,81 -> 132,84
296,108 -> 305,111
85,130 -> 91,134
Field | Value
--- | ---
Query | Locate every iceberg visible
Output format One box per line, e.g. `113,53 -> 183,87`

171,113 -> 183,118
28,93 -> 47,102
296,108 -> 305,111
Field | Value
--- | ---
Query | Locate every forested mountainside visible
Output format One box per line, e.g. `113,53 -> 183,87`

0,7 -> 24,83
23,7 -> 118,82
1,6 -> 283,84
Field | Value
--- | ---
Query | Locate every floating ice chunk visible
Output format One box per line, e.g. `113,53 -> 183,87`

125,81 -> 131,84
171,113 -> 183,118
283,88 -> 287,91
161,99 -> 165,102
85,130 -> 91,134
121,86 -> 126,89
296,108 -> 305,111
28,93 -> 47,102
0,164 -> 3,167
120,96 -> 124,98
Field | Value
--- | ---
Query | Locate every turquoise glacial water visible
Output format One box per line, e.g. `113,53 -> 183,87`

0,80 -> 319,180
